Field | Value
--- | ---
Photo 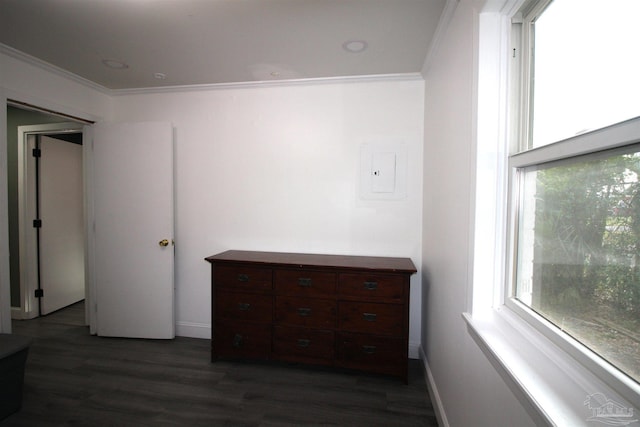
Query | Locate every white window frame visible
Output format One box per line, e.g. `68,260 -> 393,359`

465,0 -> 640,424
508,0 -> 640,400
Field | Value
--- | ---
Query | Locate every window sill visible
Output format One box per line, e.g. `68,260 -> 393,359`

463,308 -> 639,427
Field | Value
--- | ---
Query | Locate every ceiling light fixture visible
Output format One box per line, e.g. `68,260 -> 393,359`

101,59 -> 129,69
342,40 -> 368,53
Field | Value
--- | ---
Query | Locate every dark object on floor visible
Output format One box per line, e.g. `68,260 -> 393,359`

0,334 -> 32,420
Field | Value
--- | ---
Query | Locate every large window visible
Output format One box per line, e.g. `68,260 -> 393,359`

511,0 -> 640,385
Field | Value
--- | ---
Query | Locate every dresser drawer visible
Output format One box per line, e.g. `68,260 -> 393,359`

338,273 -> 405,300
215,291 -> 272,322
339,301 -> 403,336
213,321 -> 271,359
274,269 -> 336,297
214,264 -> 272,291
337,332 -> 405,374
273,326 -> 335,361
275,296 -> 336,329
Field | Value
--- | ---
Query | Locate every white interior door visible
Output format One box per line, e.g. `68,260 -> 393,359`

39,135 -> 85,314
89,122 -> 174,339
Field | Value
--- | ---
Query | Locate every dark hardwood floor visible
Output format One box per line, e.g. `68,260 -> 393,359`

4,302 -> 438,426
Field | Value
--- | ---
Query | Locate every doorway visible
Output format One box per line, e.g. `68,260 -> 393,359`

8,106 -> 85,320
25,132 -> 85,316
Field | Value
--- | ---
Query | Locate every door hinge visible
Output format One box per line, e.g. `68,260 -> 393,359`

32,148 -> 42,158
34,289 -> 44,298
33,219 -> 42,228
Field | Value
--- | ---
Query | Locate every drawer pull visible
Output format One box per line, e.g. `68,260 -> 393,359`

297,339 -> 311,348
364,281 -> 378,290
298,277 -> 312,287
362,312 -> 377,322
232,333 -> 243,348
237,274 -> 249,282
362,345 -> 377,354
237,303 -> 251,311
297,307 -> 312,316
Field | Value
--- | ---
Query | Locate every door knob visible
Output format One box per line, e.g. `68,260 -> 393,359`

159,239 -> 170,247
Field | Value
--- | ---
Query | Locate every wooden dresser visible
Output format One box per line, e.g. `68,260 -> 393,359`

205,250 -> 417,381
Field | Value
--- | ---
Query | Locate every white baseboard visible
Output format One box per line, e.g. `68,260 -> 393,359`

175,321 -> 211,339
409,341 -> 420,359
11,306 -> 24,320
11,306 -> 37,320
420,346 -> 449,427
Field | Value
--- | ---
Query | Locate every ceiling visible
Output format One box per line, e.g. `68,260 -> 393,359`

0,0 -> 446,91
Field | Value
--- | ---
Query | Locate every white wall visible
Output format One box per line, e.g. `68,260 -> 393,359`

421,1 -> 537,426
109,80 -> 425,350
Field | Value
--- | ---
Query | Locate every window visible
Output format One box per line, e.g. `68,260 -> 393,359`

528,0 -> 640,148
510,0 -> 640,386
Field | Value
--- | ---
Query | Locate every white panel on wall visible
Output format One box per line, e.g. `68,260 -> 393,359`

359,142 -> 407,200
372,151 -> 396,193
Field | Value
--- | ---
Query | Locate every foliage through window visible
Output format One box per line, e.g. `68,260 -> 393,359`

516,148 -> 640,382
512,0 -> 640,385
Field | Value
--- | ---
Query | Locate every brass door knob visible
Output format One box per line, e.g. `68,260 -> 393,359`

159,239 -> 170,247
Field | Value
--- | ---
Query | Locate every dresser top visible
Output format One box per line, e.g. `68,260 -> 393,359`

205,250 -> 417,274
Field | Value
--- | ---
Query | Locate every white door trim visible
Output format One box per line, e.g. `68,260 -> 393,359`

0,92 -> 9,333
83,125 -> 96,334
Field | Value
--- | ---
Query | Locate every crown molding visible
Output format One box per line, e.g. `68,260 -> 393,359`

109,72 -> 425,96
0,43 -> 111,95
422,0 -> 459,76
2,43 -> 424,98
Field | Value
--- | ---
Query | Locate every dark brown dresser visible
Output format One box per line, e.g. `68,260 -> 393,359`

205,250 -> 417,382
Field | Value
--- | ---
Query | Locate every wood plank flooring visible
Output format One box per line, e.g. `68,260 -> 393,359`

4,302 -> 438,426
